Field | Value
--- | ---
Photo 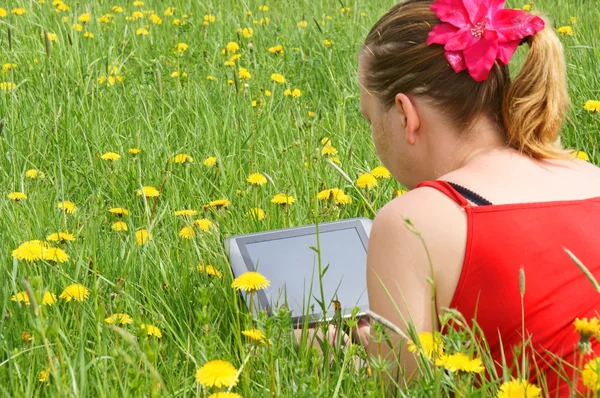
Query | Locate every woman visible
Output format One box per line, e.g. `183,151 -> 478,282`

354,0 -> 600,395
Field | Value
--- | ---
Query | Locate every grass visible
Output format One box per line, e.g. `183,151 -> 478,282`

0,0 -> 599,396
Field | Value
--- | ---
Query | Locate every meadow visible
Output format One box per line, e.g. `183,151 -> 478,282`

1,0 -> 599,396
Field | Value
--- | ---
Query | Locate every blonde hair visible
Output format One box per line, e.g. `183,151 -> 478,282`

362,0 -> 571,159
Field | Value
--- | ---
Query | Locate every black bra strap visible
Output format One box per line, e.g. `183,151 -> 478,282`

446,182 -> 493,206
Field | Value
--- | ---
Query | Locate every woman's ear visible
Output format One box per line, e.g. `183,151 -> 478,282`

395,93 -> 421,145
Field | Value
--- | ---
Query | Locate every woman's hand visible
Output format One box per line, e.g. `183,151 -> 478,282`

292,316 -> 372,349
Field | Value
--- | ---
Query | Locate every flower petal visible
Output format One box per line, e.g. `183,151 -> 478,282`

445,51 -> 467,73
461,0 -> 483,25
431,0 -> 470,27
427,23 -> 460,45
463,30 -> 498,81
445,27 -> 480,51
492,9 -> 545,41
496,40 -> 520,65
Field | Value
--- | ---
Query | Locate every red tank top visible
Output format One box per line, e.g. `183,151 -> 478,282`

416,180 -> 600,396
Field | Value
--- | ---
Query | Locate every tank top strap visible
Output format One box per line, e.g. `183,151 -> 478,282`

415,180 -> 470,208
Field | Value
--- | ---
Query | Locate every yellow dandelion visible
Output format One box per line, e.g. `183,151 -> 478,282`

177,42 -> 188,53
112,6 -> 123,13
247,173 -> 267,186
232,271 -> 270,293
83,32 -> 94,39
12,240 -> 47,262
136,186 -> 160,197
43,291 -> 57,306
163,7 -> 175,16
242,27 -> 253,38
195,360 -> 239,388
8,192 -> 27,201
321,144 -> 338,157
208,393 -> 242,398
271,193 -> 295,205
58,200 -> 77,214
72,23 -> 83,32
393,189 -> 408,198
242,328 -> 268,344
141,324 -> 162,338
78,13 -> 90,23
496,379 -> 542,398
11,291 -> 30,305
59,284 -> 90,302
268,45 -> 284,55
247,207 -> 265,220
109,207 -> 129,216
522,5 -> 531,11
203,156 -> 217,167
100,152 -> 121,161
135,229 -> 151,245
435,353 -> 485,374
557,26 -> 573,36
210,199 -> 231,209
271,73 -> 285,83
0,8 -> 7,18
225,42 -> 240,54
324,39 -> 333,47
194,218 -> 213,232
574,318 -> 600,339
574,151 -> 590,162
297,21 -> 308,28
204,15 -> 216,23
198,264 -> 223,278
317,188 -> 352,205
407,332 -> 444,361
259,5 -> 269,11
25,169 -> 45,179
239,67 -> 252,80
46,232 -> 75,242
43,248 -> 69,263
584,100 -> 600,113
371,166 -> 391,179
112,221 -> 128,231
0,82 -> 16,92
136,27 -> 149,35
133,0 -> 144,6
129,148 -> 141,155
11,8 -> 26,16
172,153 -> 193,164
38,369 -> 50,383
583,357 -> 600,392
105,313 -> 133,325
308,111 -> 315,117
179,226 -> 196,239
174,209 -> 198,217
356,173 -> 378,189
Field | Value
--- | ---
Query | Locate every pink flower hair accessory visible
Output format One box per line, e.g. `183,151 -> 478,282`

426,0 -> 545,81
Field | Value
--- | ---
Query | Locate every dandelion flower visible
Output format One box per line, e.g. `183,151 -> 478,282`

129,148 -> 141,155
12,240 -> 47,262
584,100 -> 600,113
141,324 -> 162,338
43,248 -> 69,263
0,82 -> 16,92
247,207 -> 265,220
209,199 -> 231,209
317,188 -> 352,205
11,291 -> 31,305
109,207 -> 129,216
135,229 -> 151,245
25,169 -> 45,179
0,8 -> 7,18
582,357 -> 600,392
324,39 -> 333,47
46,232 -> 75,242
195,360 -> 239,388
321,144 -> 338,157
105,313 -> 133,325
58,200 -> 77,214
271,193 -> 295,205
112,221 -> 128,231
208,393 -> 242,398
496,379 -> 542,398
136,186 -> 160,197
435,353 -> 485,374
163,7 -> 175,16
268,45 -> 284,55
177,42 -> 188,53
194,218 -> 213,232
203,156 -> 217,167
393,189 -> 408,198
136,27 -> 149,35
38,369 -> 50,383
179,226 -> 195,239
242,328 -> 268,344
271,73 -> 285,83
308,111 -> 315,117
133,0 -> 144,6
239,67 -> 252,80
172,153 -> 193,164
198,264 -> 223,278
242,27 -> 253,38
100,152 -> 121,161
12,8 -> 26,16
407,332 -> 444,361
574,151 -> 590,161
174,209 -> 198,217
371,166 -> 391,179
8,192 -> 27,201
78,13 -> 90,23
60,284 -> 90,302
574,318 -> 600,339
283,88 -> 302,98
297,21 -> 308,28
225,42 -> 240,54
247,173 -> 267,186
232,271 -> 270,292
557,26 -> 573,36
356,173 -> 377,189
43,291 -> 57,306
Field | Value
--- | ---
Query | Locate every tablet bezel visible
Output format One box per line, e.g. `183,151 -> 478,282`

224,217 -> 372,326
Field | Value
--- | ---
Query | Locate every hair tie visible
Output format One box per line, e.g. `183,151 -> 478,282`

426,0 -> 545,81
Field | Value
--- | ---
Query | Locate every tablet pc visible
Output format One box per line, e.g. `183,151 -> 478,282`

224,217 -> 372,325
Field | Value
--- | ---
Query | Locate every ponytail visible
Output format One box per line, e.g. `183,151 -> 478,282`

502,21 -> 571,159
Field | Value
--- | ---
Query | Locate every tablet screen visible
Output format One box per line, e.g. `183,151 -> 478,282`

244,227 -> 368,319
